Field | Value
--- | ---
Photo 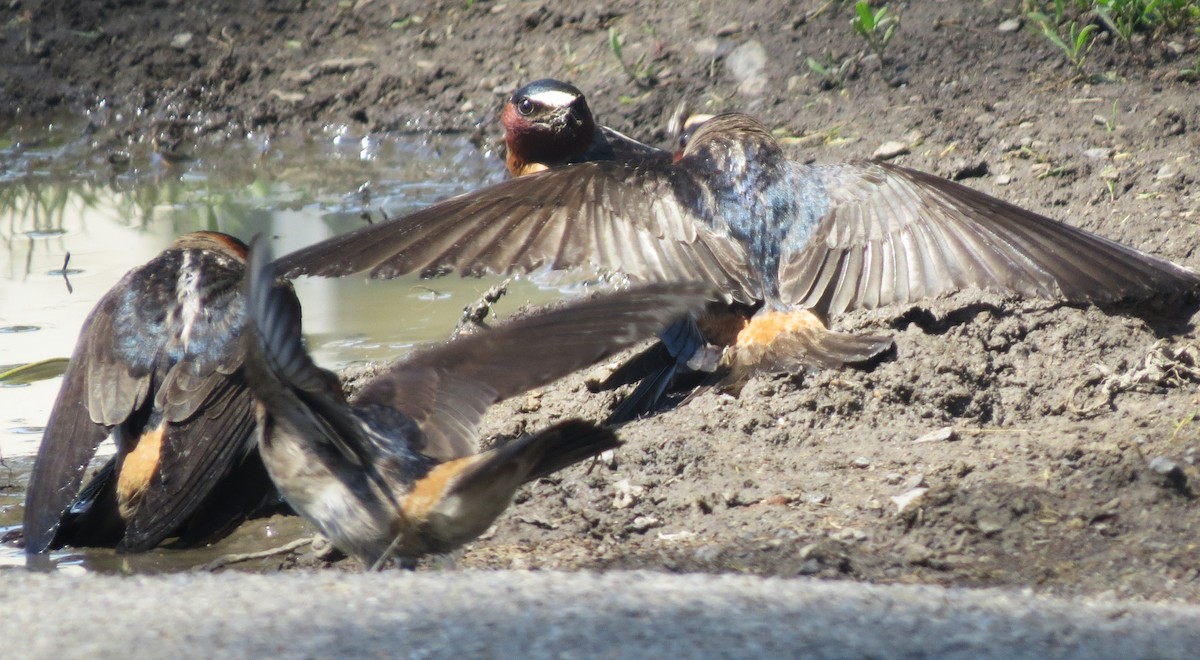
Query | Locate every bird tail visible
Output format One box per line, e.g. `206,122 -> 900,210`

452,419 -> 620,489
592,315 -> 711,424
522,419 -> 621,482
727,308 -> 893,375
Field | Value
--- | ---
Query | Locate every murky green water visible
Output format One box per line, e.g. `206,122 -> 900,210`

0,116 -> 579,571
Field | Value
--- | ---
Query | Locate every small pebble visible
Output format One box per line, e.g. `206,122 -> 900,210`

628,516 -> 662,534
976,516 -> 1006,535
170,32 -> 193,50
269,90 -> 305,103
1148,456 -> 1189,491
830,528 -> 866,542
914,427 -> 957,443
715,22 -> 742,37
727,40 -> 768,96
872,141 -> 909,161
693,545 -> 722,563
901,542 -> 933,564
852,456 -> 871,469
1155,163 -> 1180,180
951,160 -> 989,181
693,37 -> 732,60
805,492 -> 831,505
903,474 -> 927,490
997,18 -> 1021,33
798,558 -> 823,575
612,479 -> 643,509
891,487 -> 928,513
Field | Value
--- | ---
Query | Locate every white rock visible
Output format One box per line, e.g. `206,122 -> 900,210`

872,141 -> 909,161
727,40 -> 768,83
914,427 -> 957,443
892,487 -> 929,513
997,18 -> 1021,33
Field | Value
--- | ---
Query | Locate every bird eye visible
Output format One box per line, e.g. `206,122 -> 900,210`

517,98 -> 535,116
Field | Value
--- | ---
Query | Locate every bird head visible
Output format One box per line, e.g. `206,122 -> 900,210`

502,79 -> 597,175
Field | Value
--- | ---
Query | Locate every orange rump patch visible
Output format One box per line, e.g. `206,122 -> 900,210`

116,424 -> 166,514
402,456 -> 479,520
736,309 -> 827,347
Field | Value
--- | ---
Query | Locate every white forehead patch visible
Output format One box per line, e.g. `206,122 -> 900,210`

527,90 -> 577,108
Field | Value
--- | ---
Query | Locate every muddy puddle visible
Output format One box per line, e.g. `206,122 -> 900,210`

0,116 -> 574,573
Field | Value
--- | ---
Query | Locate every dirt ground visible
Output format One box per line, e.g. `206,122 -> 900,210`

3,1 -> 1200,601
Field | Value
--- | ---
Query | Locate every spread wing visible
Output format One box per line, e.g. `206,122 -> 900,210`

353,282 -> 713,462
23,297 -> 118,553
275,162 -> 760,304
779,161 -> 1200,317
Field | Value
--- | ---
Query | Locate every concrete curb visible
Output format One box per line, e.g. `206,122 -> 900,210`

3,570 -> 1198,658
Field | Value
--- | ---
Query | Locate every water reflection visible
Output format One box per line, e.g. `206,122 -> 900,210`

0,116 -> 597,571
0,118 -> 573,462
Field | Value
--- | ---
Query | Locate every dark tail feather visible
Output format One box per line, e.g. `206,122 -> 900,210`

164,452 -> 293,549
593,315 -> 712,424
448,419 -> 619,490
523,419 -> 621,481
603,360 -> 682,425
50,459 -> 124,549
594,341 -> 679,392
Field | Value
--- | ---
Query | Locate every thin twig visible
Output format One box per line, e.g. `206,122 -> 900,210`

197,537 -> 314,572
61,252 -> 73,294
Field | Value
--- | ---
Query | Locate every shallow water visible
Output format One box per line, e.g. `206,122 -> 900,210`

0,116 -> 577,571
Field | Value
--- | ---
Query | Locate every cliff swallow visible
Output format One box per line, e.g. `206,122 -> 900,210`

503,91 -> 881,421
244,237 -> 711,568
23,231 -> 289,554
275,111 -> 1200,422
502,78 -> 670,177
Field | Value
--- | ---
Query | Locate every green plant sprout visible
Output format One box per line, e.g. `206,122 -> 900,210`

806,54 -> 853,89
1030,11 -> 1099,76
852,1 -> 899,59
608,28 -> 657,88
1024,1 -> 1200,49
